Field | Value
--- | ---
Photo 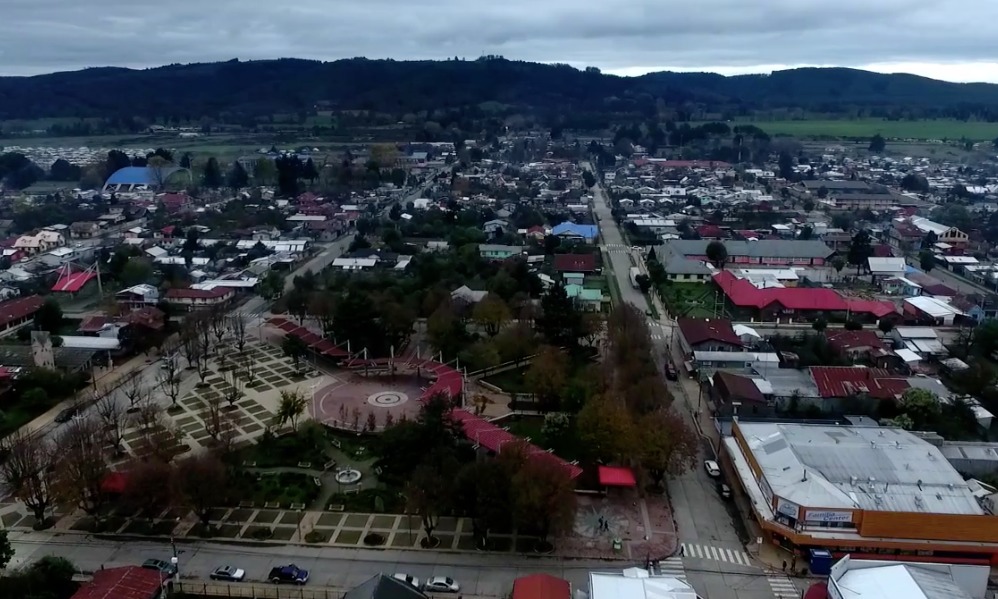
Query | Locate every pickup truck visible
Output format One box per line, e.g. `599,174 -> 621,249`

268,564 -> 309,585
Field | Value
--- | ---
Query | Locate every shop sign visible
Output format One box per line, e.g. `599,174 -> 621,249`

805,510 -> 853,523
775,497 -> 800,519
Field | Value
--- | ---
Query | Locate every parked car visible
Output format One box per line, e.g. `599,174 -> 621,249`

210,565 -> 246,581
424,576 -> 461,593
393,574 -> 420,589
664,362 -> 678,381
54,406 -> 80,423
141,558 -> 177,577
704,460 -> 721,477
718,483 -> 732,500
269,565 -> 309,585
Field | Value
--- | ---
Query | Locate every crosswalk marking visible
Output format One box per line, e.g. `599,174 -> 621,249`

680,542 -> 753,566
654,556 -> 686,582
767,576 -> 800,599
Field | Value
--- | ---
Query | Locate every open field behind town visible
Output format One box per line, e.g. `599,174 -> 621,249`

698,118 -> 998,140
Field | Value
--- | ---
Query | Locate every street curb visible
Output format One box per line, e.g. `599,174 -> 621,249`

22,527 -> 641,564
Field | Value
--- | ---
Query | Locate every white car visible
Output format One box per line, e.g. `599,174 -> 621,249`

704,460 -> 721,477
393,573 -> 420,589
424,576 -> 460,593
210,565 -> 246,581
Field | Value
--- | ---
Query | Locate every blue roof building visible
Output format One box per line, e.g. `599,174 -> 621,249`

103,166 -> 191,191
551,221 -> 599,243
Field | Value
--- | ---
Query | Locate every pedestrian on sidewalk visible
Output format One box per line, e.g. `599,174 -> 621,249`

782,560 -> 787,572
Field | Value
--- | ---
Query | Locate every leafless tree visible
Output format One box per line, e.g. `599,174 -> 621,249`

132,395 -> 164,432
120,371 -> 150,412
180,322 -> 201,370
229,313 -> 249,354
95,393 -> 127,455
52,416 -> 109,520
0,430 -> 55,523
241,354 -> 257,387
222,367 -> 244,409
202,390 -> 225,440
208,306 -> 228,352
157,355 -> 183,407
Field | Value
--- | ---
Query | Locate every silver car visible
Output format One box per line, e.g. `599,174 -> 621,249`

424,576 -> 460,593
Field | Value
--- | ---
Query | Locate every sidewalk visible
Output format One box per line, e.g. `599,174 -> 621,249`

22,350 -> 162,436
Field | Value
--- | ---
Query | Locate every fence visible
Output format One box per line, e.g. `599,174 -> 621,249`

175,581 -> 343,599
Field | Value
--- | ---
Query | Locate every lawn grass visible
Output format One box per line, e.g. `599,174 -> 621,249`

660,282 -> 718,318
694,118 -> 998,141
481,367 -> 530,394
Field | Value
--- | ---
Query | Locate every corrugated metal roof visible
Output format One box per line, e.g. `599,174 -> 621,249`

740,422 -> 984,515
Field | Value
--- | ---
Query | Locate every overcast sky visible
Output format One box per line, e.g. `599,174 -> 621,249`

2,0 -> 997,83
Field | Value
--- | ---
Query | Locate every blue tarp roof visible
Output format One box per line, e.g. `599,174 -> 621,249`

551,221 -> 598,239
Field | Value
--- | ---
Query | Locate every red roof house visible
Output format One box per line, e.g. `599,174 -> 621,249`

676,317 -> 742,352
825,330 -> 889,361
809,367 -> 909,400
0,295 -> 44,332
553,253 -> 597,273
71,565 -> 164,599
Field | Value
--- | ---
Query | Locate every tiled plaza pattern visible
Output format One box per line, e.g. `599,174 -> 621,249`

117,340 -> 320,460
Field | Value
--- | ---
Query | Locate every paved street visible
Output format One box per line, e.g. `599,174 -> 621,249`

587,167 -> 788,599
8,533 -> 627,597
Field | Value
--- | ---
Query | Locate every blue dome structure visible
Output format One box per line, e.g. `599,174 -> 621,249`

102,165 -> 191,191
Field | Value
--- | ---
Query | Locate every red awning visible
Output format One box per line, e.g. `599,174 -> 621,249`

804,583 -> 828,599
100,471 -> 128,494
512,574 -> 571,599
598,465 -> 637,487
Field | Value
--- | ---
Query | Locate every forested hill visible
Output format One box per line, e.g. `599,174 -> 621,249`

2,57 -> 998,123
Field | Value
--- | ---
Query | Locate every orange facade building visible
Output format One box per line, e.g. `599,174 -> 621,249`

723,421 -> 998,566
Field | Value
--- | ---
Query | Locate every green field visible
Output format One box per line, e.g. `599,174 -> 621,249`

706,118 -> 998,141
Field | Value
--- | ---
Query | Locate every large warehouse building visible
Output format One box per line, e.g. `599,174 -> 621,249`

723,422 -> 998,565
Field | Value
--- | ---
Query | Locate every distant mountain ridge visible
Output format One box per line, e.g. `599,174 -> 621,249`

1,58 -> 997,123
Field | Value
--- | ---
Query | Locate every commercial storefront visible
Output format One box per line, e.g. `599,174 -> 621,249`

722,421 -> 998,565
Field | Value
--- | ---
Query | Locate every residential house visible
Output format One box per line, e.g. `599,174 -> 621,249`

164,287 -> 234,311
551,221 -> 598,244
451,285 -> 488,304
159,192 -> 193,213
662,258 -> 712,283
565,284 -> 603,311
676,318 -> 742,354
909,216 -> 969,251
879,275 -> 923,297
891,326 -> 948,358
888,220 -> 925,253
70,221 -> 101,239
13,230 -> 65,255
524,225 -> 549,240
711,370 -> 771,417
0,295 -> 44,336
116,284 -> 161,310
903,296 -> 964,326
867,257 -> 907,282
552,253 -> 598,275
478,244 -> 523,261
825,329 -> 890,364
483,219 -> 509,237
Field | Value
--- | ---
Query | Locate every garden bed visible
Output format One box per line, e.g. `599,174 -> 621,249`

327,489 -> 404,513
232,471 -> 321,507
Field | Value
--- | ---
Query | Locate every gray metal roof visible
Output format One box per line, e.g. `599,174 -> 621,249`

665,239 -> 833,259
663,258 -> 712,275
739,422 -> 984,515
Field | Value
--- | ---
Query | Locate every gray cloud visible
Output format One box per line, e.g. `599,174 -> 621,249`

1,0 -> 996,80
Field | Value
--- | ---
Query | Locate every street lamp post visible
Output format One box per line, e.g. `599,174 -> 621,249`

296,509 -> 303,541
